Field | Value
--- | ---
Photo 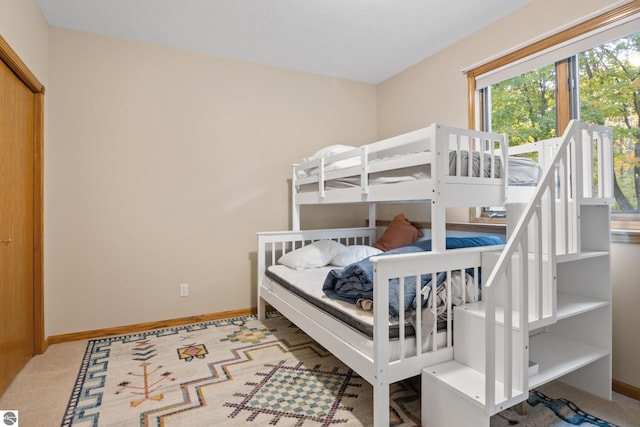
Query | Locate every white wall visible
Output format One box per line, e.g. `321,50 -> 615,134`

45,28 -> 376,336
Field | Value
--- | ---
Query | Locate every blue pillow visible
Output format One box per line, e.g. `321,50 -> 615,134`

411,235 -> 504,251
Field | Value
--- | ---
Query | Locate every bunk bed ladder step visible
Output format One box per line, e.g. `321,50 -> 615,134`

422,361 -> 527,426
422,361 -> 491,426
421,303 -> 529,426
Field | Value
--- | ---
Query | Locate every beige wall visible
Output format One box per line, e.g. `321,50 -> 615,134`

0,0 -> 48,85
46,27 -> 376,335
611,243 -> 640,388
376,0 -> 639,389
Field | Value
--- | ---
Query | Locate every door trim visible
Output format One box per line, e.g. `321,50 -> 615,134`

0,35 -> 45,354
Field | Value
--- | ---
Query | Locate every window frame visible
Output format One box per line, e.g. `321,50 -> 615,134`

466,1 -> 640,243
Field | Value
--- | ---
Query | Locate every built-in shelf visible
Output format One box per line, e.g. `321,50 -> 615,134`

580,198 -> 614,206
529,332 -> 608,389
481,249 -> 608,265
556,292 -> 609,320
456,291 -> 608,328
557,250 -> 609,263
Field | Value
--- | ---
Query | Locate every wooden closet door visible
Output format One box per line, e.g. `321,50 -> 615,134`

0,58 -> 35,395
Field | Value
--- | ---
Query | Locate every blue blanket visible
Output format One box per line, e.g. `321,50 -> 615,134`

322,236 -> 504,317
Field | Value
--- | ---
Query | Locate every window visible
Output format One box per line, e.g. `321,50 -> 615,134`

578,35 -> 640,213
485,63 -> 558,145
466,3 -> 640,240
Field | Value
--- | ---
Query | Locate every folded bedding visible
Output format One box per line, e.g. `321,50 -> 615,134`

451,152 -> 541,185
297,147 -> 541,187
322,236 -> 504,317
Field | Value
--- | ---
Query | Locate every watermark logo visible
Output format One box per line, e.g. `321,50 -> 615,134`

0,411 -> 18,426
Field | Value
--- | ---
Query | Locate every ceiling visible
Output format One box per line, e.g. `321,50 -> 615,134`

35,0 -> 532,84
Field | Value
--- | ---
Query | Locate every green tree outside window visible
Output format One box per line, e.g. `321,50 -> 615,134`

488,33 -> 640,212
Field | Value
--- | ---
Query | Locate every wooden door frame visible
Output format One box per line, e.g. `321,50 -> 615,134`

0,35 -> 45,354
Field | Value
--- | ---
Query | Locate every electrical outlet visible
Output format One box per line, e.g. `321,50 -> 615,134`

180,283 -> 189,297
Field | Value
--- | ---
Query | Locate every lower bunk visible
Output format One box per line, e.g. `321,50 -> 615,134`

257,225 -> 505,426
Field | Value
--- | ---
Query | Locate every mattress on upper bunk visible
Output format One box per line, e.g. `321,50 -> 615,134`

296,151 -> 541,192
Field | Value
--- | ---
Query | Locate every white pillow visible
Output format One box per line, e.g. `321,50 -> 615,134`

331,245 -> 383,267
278,240 -> 346,270
324,157 -> 361,172
297,145 -> 359,178
303,144 -> 356,164
305,144 -> 361,172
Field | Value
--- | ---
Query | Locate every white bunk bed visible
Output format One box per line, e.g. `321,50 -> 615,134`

257,123 -> 552,426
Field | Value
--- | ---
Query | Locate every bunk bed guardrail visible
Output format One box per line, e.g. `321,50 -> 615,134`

290,123 -> 509,232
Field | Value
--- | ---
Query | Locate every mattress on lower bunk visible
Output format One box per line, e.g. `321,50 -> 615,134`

297,151 -> 541,191
263,264 -> 446,341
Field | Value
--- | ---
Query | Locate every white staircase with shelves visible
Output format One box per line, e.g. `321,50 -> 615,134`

421,121 -> 614,426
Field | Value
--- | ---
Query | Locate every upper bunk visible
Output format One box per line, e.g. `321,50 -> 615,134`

292,123 -> 541,212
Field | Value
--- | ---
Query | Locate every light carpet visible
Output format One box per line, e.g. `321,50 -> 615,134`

61,313 -> 620,426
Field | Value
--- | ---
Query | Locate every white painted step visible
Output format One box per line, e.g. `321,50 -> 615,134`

422,360 -> 524,415
458,301 -> 522,328
453,303 -> 526,380
458,292 -> 607,328
422,363 -> 490,427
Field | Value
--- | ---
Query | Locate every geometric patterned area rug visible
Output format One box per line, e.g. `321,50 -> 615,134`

60,312 -> 618,427
60,312 -> 420,426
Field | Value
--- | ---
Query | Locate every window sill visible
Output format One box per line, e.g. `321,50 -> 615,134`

468,208 -> 506,225
611,214 -> 640,244
374,219 -> 506,234
468,212 -> 640,244
611,229 -> 640,244
469,216 -> 506,225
